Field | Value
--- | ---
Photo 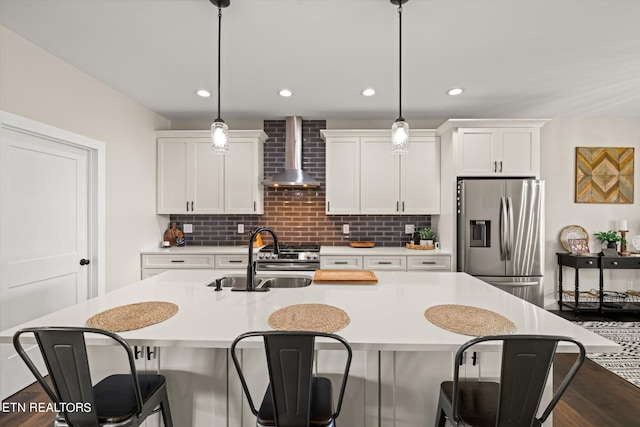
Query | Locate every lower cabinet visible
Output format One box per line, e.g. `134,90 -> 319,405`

320,255 -> 363,270
321,254 -> 452,272
140,253 -> 246,279
110,347 -> 509,427
406,255 -> 451,271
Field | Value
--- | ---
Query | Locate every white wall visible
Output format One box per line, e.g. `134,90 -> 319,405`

0,27 -> 170,291
540,119 -> 640,308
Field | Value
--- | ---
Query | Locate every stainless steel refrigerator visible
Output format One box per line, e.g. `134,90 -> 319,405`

457,179 -> 545,306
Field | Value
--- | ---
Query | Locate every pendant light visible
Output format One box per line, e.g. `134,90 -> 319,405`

210,0 -> 230,154
390,0 -> 409,154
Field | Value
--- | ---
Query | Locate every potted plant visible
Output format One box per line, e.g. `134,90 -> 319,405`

419,227 -> 436,246
594,230 -> 626,249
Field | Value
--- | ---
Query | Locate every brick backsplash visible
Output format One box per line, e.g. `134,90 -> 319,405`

170,120 -> 431,246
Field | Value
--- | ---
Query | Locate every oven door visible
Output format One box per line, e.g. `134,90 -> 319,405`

256,262 -> 319,271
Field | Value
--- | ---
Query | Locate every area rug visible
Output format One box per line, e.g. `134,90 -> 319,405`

574,321 -> 640,388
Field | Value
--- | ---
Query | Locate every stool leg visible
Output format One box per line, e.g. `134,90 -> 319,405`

161,389 -> 173,427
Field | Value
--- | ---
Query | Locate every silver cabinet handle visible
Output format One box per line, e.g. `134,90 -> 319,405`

253,201 -> 256,212
170,260 -> 185,263
334,261 -> 348,265
612,261 -> 619,266
422,261 -> 436,265
587,260 -> 593,265
499,161 -> 503,172
396,201 -> 399,212
493,161 -> 497,172
377,261 -> 392,265
186,201 -> 189,211
191,201 -> 194,211
402,201 -> 405,211
229,260 -> 243,263
327,201 -> 330,211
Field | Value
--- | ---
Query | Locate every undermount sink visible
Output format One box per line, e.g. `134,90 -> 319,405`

206,274 -> 312,289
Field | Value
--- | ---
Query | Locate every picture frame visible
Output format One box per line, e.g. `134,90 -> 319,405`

567,238 -> 589,255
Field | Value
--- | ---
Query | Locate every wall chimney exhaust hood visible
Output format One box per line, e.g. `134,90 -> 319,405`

262,116 -> 320,188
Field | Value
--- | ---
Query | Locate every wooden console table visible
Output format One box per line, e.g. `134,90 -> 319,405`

557,252 -> 640,315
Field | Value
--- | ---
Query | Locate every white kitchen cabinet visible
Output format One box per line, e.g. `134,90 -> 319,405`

322,130 -> 440,215
360,137 -> 399,214
456,127 -> 539,177
324,136 -> 360,214
215,254 -> 247,269
156,130 -> 266,214
406,255 -> 451,271
140,253 -> 215,279
363,255 -> 406,271
320,255 -> 363,269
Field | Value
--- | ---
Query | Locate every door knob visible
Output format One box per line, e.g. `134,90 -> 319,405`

79,259 -> 91,266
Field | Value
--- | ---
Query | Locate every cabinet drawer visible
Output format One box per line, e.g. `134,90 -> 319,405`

141,254 -> 215,269
320,256 -> 363,269
364,256 -> 406,271
407,256 -> 451,271
141,269 -> 170,279
601,257 -> 640,269
575,257 -> 598,268
215,254 -> 248,269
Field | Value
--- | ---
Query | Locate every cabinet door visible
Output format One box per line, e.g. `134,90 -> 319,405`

360,137 -> 400,214
157,139 -> 189,214
401,137 -> 440,214
456,128 -> 498,176
326,137 -> 360,214
193,140 -> 224,213
225,139 -> 261,213
498,128 -> 539,176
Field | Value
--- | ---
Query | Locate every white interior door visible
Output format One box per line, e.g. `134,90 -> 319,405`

0,120 -> 91,399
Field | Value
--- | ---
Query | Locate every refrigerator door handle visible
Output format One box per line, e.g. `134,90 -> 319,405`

500,197 -> 507,260
506,196 -> 514,260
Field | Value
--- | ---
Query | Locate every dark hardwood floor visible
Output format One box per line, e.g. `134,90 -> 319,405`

2,311 -> 639,426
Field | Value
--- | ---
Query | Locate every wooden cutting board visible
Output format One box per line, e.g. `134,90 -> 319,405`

313,269 -> 378,284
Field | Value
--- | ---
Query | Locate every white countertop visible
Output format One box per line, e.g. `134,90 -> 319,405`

141,246 -> 260,255
141,245 -> 451,256
0,270 -> 616,353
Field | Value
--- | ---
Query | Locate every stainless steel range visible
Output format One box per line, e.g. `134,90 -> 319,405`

256,244 -> 320,271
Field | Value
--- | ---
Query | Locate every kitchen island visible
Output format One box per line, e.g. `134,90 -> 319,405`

0,270 -> 617,426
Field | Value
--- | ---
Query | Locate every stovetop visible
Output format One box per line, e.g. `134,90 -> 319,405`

259,244 -> 320,253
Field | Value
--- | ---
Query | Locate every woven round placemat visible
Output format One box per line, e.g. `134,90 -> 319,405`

268,304 -> 350,333
424,304 -> 516,337
87,301 -> 178,332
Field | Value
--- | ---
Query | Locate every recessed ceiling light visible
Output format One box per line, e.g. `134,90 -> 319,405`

362,88 -> 376,96
279,89 -> 293,97
196,89 -> 211,97
447,87 -> 464,96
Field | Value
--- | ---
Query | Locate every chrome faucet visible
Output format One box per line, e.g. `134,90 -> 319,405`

233,227 -> 279,292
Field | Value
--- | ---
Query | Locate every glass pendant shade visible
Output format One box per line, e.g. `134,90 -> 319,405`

391,119 -> 409,154
211,120 -> 229,154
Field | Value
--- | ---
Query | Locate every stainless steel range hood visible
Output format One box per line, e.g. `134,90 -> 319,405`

262,116 -> 320,188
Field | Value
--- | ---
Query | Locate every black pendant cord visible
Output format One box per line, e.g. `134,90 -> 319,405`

216,6 -> 223,122
397,5 -> 403,121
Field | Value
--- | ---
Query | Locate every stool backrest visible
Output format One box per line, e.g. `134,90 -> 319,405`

231,330 -> 352,427
451,334 -> 585,427
13,326 -> 143,426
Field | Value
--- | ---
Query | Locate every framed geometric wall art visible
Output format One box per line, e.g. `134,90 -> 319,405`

575,147 -> 634,203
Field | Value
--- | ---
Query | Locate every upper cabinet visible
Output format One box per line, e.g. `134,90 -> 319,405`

322,130 -> 440,215
156,130 -> 266,214
456,127 -> 539,176
437,120 -> 548,178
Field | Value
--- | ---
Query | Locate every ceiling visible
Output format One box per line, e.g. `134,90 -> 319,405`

2,0 -> 639,122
